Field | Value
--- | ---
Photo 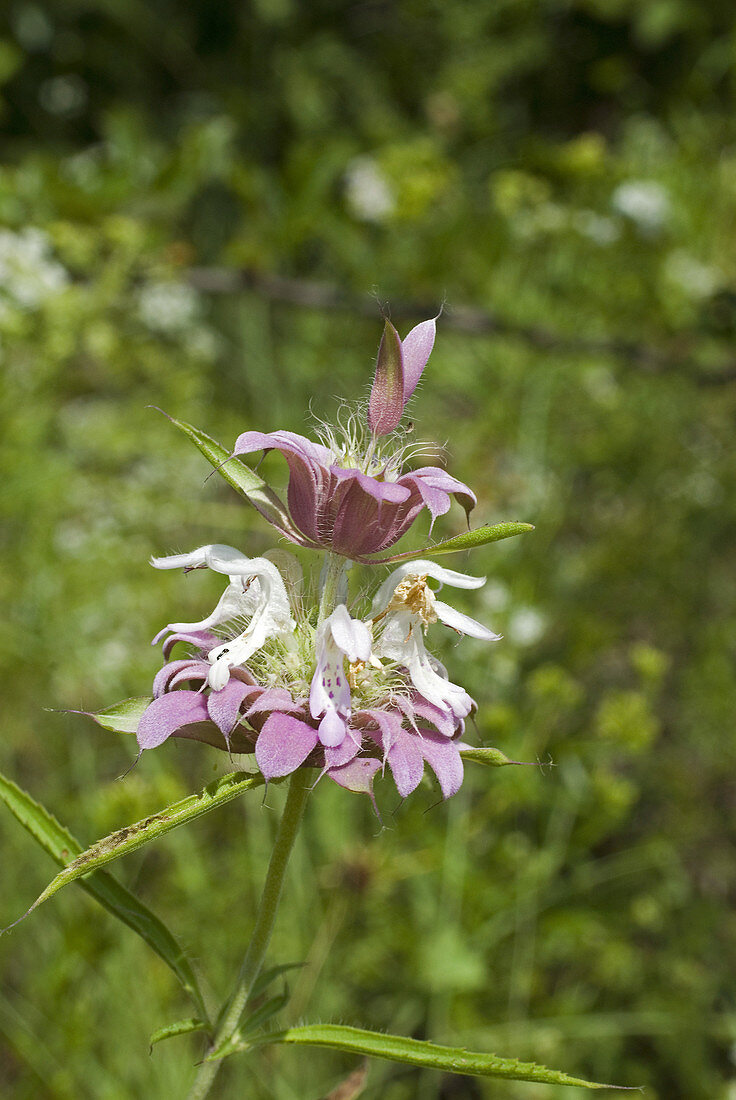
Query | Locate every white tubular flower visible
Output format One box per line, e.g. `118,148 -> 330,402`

372,559 -> 500,719
309,605 -> 372,748
151,544 -> 296,690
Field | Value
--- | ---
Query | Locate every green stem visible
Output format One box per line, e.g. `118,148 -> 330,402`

317,552 -> 347,629
186,771 -> 311,1100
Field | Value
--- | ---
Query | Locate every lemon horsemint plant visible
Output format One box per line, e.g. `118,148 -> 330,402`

0,317 -> 631,1098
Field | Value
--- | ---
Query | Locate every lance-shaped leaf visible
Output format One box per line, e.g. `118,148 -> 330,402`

156,409 -> 303,541
209,1023 -> 632,1088
0,770 -> 209,1022
150,1018 -> 209,1049
248,962 -> 305,1002
368,522 -> 534,564
459,747 -> 531,767
368,320 -> 404,436
71,696 -> 151,735
241,991 -> 290,1038
3,771 -> 267,931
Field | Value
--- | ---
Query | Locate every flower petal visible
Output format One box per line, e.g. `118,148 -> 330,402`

232,430 -> 332,547
417,730 -> 464,798
394,694 -> 458,738
323,729 -> 362,769
328,757 -> 382,793
152,659 -> 208,698
151,543 -> 243,573
433,599 -> 501,641
137,691 -> 210,750
318,708 -> 347,747
161,630 -> 220,660
232,429 -> 333,468
359,710 -> 424,797
206,678 -> 260,735
385,727 -> 425,797
328,604 -> 372,663
168,662 -> 212,689
407,466 -> 476,520
246,687 -> 304,717
255,713 -> 318,780
402,317 -> 436,402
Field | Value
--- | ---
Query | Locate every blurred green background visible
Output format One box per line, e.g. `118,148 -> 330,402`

1,2 -> 736,1097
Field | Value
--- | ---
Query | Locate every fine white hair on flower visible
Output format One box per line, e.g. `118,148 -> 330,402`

312,402 -> 439,480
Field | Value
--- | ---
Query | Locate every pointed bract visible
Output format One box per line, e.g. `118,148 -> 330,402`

401,317 -> 436,402
368,319 -> 404,437
255,713 -> 319,780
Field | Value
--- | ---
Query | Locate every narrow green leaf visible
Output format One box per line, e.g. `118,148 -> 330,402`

369,522 -> 534,564
248,962 -> 305,1002
3,771 -> 266,929
250,1025 -> 632,1089
83,696 -> 152,735
0,771 -> 209,1022
150,1018 -> 209,1048
241,991 -> 290,1037
459,747 -> 522,767
157,409 -> 304,541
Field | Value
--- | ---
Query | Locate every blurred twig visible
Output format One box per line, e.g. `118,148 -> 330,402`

187,267 -> 736,386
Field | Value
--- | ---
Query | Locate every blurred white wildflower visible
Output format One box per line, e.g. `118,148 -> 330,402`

138,280 -> 201,334
611,180 -> 671,234
513,203 -> 618,246
0,228 -> 69,310
480,580 -> 511,613
573,210 -> 620,245
513,202 -> 567,239
344,156 -> 395,222
507,607 -> 547,646
663,250 -> 719,300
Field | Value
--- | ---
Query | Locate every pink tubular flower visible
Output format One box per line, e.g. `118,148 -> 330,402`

229,317 -> 476,560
